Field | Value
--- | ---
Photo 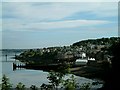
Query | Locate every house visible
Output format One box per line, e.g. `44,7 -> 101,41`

88,57 -> 95,61
75,58 -> 88,66
74,52 -> 86,59
87,57 -> 96,65
81,52 -> 86,59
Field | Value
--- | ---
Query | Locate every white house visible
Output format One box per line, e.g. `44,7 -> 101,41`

87,57 -> 96,65
75,58 -> 88,66
81,52 -> 86,59
88,57 -> 95,61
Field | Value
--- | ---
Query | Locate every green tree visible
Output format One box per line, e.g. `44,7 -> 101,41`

16,82 -> 26,90
30,85 -> 38,90
41,63 -> 70,89
80,83 -> 92,90
1,74 -> 12,90
47,70 -> 64,89
62,75 -> 79,90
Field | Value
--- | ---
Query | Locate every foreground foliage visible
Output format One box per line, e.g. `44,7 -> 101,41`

1,74 -> 12,90
1,64 -> 93,90
0,74 -> 93,90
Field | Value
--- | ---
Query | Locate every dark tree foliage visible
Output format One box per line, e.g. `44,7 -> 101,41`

99,41 -> 120,90
16,82 -> 26,90
30,85 -> 38,90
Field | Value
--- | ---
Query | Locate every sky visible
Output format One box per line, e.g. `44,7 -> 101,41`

1,2 -> 118,49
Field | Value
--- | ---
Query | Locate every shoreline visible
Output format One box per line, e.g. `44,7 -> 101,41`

70,66 -> 105,83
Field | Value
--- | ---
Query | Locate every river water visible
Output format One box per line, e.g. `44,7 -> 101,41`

0,50 -> 103,89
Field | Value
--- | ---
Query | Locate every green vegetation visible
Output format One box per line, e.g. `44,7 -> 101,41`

1,74 -> 12,90
47,71 -> 64,88
16,82 -> 26,90
16,49 -> 58,64
80,83 -> 92,90
99,41 -> 120,89
15,37 -> 120,64
73,37 -> 120,46
1,70 -> 92,90
62,75 -> 79,90
30,85 -> 38,90
40,63 -> 79,90
3,37 -> 119,89
1,63 -> 93,90
13,37 -> 120,85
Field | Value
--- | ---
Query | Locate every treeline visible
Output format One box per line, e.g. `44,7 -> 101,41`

15,49 -> 58,64
72,37 -> 120,46
73,37 -> 120,61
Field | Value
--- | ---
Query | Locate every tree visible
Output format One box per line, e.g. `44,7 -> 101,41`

47,70 -> 64,89
30,85 -> 38,90
1,74 -> 12,90
62,75 -> 79,90
41,64 -> 71,89
99,42 -> 120,90
16,82 -> 26,90
80,83 -> 92,90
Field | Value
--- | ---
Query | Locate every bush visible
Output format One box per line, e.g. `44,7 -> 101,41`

80,83 -> 92,90
16,82 -> 26,90
62,75 -> 79,90
1,74 -> 12,90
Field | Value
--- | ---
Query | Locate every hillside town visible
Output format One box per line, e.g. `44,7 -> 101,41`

16,37 -> 120,66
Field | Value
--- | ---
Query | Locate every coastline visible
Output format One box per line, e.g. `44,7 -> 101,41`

71,66 -> 105,79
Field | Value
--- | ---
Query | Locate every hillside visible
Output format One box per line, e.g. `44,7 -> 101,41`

15,37 -> 120,64
73,37 -> 120,46
72,37 -> 120,60
15,37 -> 120,81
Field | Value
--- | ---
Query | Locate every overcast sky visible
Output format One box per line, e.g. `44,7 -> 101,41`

2,2 -> 118,49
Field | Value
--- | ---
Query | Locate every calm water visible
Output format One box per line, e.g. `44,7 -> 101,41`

0,50 -> 103,89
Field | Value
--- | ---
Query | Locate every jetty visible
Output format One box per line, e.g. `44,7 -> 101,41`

13,63 -> 65,71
